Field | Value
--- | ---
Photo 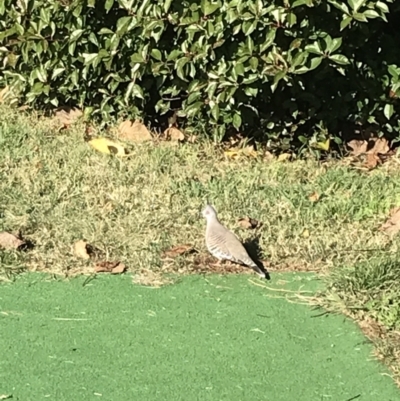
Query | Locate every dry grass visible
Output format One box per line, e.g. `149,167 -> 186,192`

3,105 -> 400,383
1,106 -> 400,279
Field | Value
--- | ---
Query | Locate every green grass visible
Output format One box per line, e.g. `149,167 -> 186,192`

320,254 -> 400,382
1,273 -> 399,401
2,105 -> 400,382
1,105 -> 400,277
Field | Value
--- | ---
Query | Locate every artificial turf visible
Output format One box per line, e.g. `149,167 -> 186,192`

0,272 -> 398,400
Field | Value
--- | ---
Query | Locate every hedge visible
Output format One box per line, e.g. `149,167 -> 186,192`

0,0 -> 399,152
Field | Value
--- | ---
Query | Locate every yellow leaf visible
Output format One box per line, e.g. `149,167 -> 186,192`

315,139 -> 330,151
301,229 -> 310,238
89,137 -> 126,156
224,149 -> 240,159
224,146 -> 257,159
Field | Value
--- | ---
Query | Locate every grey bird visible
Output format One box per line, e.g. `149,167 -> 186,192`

202,204 -> 267,278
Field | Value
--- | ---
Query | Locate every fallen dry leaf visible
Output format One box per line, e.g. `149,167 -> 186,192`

118,120 -> 152,142
54,107 -> 83,128
348,137 -> 390,157
380,207 -> 400,236
165,126 -> 185,142
365,153 -> 380,170
348,137 -> 391,170
88,137 -> 126,156
347,139 -> 368,156
369,138 -> 390,155
264,151 -> 275,161
243,145 -> 258,158
0,232 -> 24,250
308,192 -> 320,203
238,216 -> 260,229
73,240 -> 91,259
277,153 -> 291,162
94,261 -> 126,274
0,395 -> 12,400
162,244 -> 196,258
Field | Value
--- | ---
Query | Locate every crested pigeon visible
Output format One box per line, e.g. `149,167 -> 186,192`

202,205 -> 267,278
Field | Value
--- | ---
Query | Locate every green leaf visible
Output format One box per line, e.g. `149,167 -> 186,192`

51,67 -> 65,80
116,16 -> 133,35
105,0 -> 114,12
242,20 -> 257,35
82,53 -> 98,66
329,37 -> 342,53
376,1 -> 389,13
291,51 -> 307,68
286,13 -> 297,27
70,29 -> 84,42
167,49 -> 182,61
308,56 -> 323,70
305,42 -> 322,55
244,87 -> 258,97
164,0 -> 173,12
207,82 -> 217,98
185,101 -> 203,118
249,57 -> 259,71
352,12 -> 367,22
363,9 -> 380,19
151,49 -> 162,61
235,63 -> 245,76
329,54 -> 350,65
210,101 -> 220,121
271,71 -> 286,92
175,57 -> 190,81
98,28 -> 114,35
384,104 -> 394,120
187,91 -> 202,104
348,0 -> 366,12
328,0 -> 349,14
125,82 -> 144,101
232,112 -> 242,129
292,0 -> 307,7
388,65 -> 399,80
242,74 -> 259,84
201,0 -> 221,16
35,66 -> 47,83
340,16 -> 352,30
260,29 -> 276,52
131,53 -> 145,63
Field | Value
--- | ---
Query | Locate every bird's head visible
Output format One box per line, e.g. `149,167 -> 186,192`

201,204 -> 217,220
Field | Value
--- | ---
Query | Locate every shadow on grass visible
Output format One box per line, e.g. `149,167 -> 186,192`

244,235 -> 271,280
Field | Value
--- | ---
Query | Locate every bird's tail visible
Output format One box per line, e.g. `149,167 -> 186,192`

250,262 -> 268,279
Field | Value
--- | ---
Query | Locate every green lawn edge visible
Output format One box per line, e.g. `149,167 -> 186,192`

0,272 -> 398,401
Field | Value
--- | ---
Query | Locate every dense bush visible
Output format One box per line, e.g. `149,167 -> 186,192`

0,0 -> 399,151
